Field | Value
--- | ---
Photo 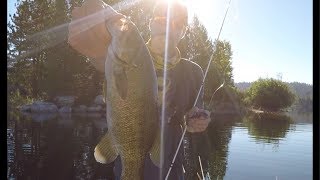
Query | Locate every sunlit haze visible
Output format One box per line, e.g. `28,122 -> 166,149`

7,0 -> 313,84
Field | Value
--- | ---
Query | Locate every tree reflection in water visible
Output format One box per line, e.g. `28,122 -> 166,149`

7,111 -> 114,179
184,114 -> 242,180
8,111 -> 245,180
244,112 -> 293,145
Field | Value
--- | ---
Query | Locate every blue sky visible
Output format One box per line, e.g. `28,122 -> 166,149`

189,0 -> 313,84
7,0 -> 313,84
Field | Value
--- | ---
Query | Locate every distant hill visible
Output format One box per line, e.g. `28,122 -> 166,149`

287,82 -> 313,99
235,82 -> 313,99
234,82 -> 251,91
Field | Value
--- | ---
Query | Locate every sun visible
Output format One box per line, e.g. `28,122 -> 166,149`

160,0 -> 183,3
183,0 -> 225,25
155,0 -> 227,28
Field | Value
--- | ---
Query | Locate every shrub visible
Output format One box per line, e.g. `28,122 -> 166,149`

245,78 -> 296,111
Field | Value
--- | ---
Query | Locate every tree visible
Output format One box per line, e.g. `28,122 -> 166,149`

111,0 -> 154,41
8,0 -> 236,107
99,1 -> 237,108
245,78 -> 296,111
178,16 -> 235,108
8,0 -> 104,105
7,0 -> 56,98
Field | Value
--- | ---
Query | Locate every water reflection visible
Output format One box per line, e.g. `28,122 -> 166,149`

7,111 -> 113,180
184,114 -> 242,180
7,110 -> 311,180
8,110 -> 241,180
286,112 -> 313,124
244,112 -> 293,144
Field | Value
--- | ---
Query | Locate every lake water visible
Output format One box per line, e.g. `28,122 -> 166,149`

7,111 -> 313,180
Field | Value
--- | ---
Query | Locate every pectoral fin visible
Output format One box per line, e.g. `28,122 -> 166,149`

94,132 -> 119,164
114,68 -> 128,100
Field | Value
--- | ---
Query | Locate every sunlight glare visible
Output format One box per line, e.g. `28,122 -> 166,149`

14,0 -> 140,61
184,0 -> 225,26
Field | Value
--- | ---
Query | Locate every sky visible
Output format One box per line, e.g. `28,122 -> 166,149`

186,0 -> 313,84
7,0 -> 313,84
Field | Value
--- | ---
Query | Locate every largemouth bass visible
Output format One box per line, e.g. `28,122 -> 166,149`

94,7 -> 158,180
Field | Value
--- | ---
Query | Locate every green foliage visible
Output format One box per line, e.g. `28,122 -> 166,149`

119,3 -> 237,108
179,16 -> 235,108
7,88 -> 34,111
111,0 -> 155,41
7,0 -> 104,105
8,0 -> 54,98
7,69 -> 45,109
7,0 -> 236,107
245,78 -> 296,111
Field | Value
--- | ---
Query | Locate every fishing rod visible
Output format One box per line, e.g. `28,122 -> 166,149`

194,60 -> 231,180
198,156 -> 205,179
208,61 -> 231,108
164,0 -> 232,179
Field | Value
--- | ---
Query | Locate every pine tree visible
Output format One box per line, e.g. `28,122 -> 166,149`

8,0 -> 56,98
179,16 -> 235,106
8,0 -> 104,104
8,0 -> 236,107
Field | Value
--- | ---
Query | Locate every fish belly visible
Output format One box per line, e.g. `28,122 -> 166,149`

104,15 -> 158,179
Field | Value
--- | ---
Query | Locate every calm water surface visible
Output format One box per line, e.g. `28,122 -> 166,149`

7,111 -> 312,180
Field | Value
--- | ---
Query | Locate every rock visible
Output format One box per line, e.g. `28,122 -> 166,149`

19,104 -> 32,112
31,113 -> 57,122
94,95 -> 105,105
73,105 -> 87,113
20,112 -> 57,122
87,105 -> 102,112
54,96 -> 76,107
59,106 -> 72,113
30,101 -> 58,113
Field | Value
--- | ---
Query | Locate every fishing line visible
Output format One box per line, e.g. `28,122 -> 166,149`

208,61 -> 231,108
165,0 -> 232,179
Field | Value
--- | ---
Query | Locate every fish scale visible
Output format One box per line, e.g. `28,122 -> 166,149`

109,65 -> 158,179
94,10 -> 158,179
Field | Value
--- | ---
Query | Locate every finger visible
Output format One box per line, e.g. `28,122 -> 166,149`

189,119 -> 207,128
199,124 -> 208,130
195,123 -> 207,128
187,126 -> 196,133
193,117 -> 210,123
200,110 -> 210,118
198,120 -> 209,127
195,127 -> 205,132
194,123 -> 207,130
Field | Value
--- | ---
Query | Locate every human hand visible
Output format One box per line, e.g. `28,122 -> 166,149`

186,107 -> 211,133
68,0 -> 125,59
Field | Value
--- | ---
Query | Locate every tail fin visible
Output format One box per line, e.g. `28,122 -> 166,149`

149,129 -> 161,167
94,132 -> 119,164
